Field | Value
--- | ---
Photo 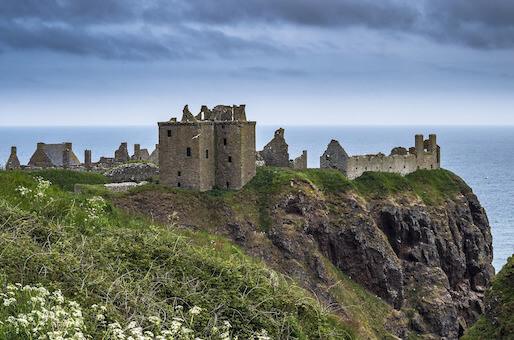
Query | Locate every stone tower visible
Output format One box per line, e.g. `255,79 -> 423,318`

158,104 -> 256,191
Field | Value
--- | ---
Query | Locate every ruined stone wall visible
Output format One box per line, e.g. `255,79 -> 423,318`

261,128 -> 289,167
214,122 -> 243,189
6,147 -> 21,170
293,150 -> 308,169
346,154 -> 418,180
28,143 -> 53,168
159,121 -> 215,191
320,140 -> 349,175
241,122 -> 257,186
148,145 -> 159,165
345,134 -> 440,180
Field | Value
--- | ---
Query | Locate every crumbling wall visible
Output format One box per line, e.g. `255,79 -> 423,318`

320,140 -> 349,176
104,163 -> 159,183
345,134 -> 440,180
6,147 -> 21,170
28,143 -> 53,168
148,144 -> 159,165
293,150 -> 308,169
115,143 -> 130,163
261,128 -> 289,167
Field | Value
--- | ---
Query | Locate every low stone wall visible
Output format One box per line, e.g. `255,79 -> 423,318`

104,181 -> 149,192
104,163 -> 159,183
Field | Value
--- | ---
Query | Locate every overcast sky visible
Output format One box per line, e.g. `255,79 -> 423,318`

1,0 -> 513,126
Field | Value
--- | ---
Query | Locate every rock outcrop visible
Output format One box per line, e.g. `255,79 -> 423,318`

112,169 -> 494,339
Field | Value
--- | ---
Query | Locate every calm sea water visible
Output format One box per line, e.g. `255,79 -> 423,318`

0,126 -> 512,272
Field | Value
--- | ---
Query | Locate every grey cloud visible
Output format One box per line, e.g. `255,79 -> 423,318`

0,0 -> 512,61
422,0 -> 514,49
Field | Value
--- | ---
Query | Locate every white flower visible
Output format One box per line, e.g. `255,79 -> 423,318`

96,314 -> 105,321
189,306 -> 202,315
3,297 -> 16,306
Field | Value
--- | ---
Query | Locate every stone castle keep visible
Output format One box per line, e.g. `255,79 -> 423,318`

4,105 -> 440,190
158,105 -> 256,191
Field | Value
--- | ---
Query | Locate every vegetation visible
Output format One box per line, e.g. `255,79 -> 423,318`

352,169 -> 470,205
0,170 -> 354,339
463,256 -> 514,339
30,169 -> 110,192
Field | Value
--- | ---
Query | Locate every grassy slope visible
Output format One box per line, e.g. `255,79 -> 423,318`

7,167 -> 473,339
0,170 -> 354,339
462,256 -> 514,339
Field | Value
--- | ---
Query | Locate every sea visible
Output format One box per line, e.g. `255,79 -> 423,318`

0,125 -> 512,272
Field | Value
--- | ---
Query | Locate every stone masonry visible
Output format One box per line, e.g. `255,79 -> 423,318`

261,128 -> 290,167
321,134 -> 440,179
320,140 -> 350,176
158,104 -> 256,191
28,142 -> 80,168
6,147 -> 21,170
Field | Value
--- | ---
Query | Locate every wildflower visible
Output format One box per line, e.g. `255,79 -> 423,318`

3,297 -> 16,306
148,316 -> 161,325
189,306 -> 202,315
96,314 -> 105,321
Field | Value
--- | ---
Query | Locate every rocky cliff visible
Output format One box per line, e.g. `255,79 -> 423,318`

111,168 -> 494,339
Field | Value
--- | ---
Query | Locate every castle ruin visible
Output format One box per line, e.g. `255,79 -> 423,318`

321,134 -> 440,179
28,142 -> 80,168
259,128 -> 307,169
158,104 -> 256,191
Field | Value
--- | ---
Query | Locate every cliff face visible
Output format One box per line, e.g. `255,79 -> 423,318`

112,168 -> 494,339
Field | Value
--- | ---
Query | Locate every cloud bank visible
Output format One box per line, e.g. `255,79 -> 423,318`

0,0 -> 512,60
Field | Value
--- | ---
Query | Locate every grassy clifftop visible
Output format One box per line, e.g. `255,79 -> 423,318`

1,167 -> 480,339
0,170 -> 353,339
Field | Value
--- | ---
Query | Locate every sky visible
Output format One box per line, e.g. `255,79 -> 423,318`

0,0 -> 513,126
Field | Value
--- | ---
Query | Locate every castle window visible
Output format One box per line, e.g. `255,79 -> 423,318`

178,171 -> 181,177
404,165 -> 406,169
167,130 -> 172,137
186,147 -> 191,156
228,156 -> 232,163
226,181 -> 230,188
206,150 -> 209,158
431,164 -> 433,169
326,155 -> 330,160
177,182 -> 181,187
223,138 -> 227,146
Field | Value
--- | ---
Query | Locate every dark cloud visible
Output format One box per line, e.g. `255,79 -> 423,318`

0,0 -> 512,61
422,0 -> 514,49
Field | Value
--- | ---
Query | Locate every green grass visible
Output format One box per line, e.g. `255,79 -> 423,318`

463,256 -> 514,339
0,170 -> 355,339
30,169 -> 110,192
352,169 -> 471,205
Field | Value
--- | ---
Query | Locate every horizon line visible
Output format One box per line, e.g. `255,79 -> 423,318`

1,124 -> 514,128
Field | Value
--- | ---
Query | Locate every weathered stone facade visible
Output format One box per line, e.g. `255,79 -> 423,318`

158,104 -> 256,191
148,144 -> 159,165
321,134 -> 440,179
261,128 -> 290,167
320,140 -> 349,176
104,163 -> 159,183
114,142 -> 130,163
293,150 -> 308,169
6,147 -> 21,170
132,144 -> 150,161
28,142 -> 80,168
